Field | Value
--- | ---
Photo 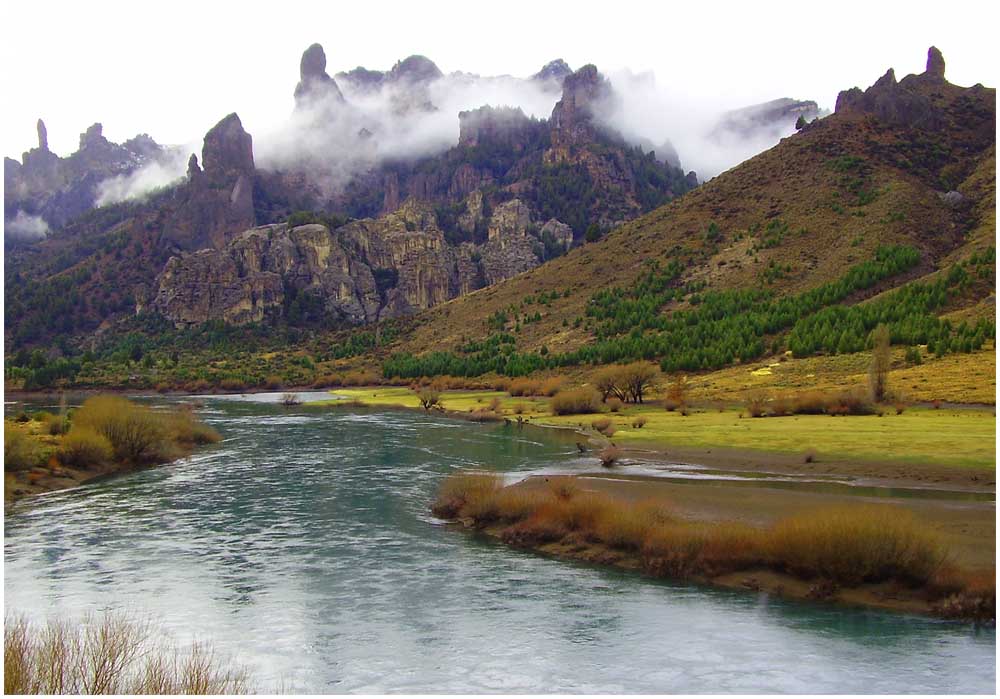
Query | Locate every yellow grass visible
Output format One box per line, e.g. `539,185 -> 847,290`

432,474 -> 973,597
319,385 -> 995,469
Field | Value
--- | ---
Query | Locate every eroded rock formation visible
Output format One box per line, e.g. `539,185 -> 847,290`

154,197 -> 572,326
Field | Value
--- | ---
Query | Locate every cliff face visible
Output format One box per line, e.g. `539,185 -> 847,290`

154,198 -> 572,326
162,113 -> 258,250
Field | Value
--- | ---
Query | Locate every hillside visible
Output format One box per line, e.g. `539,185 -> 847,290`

4,48 -> 994,396
380,48 -> 994,375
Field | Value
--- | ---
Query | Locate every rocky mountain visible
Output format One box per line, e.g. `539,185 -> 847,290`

4,120 -> 174,232
376,48 -> 995,372
3,42 -> 823,352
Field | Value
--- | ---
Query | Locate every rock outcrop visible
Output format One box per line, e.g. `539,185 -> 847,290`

294,43 -> 345,108
458,106 -> 544,150
167,113 -> 257,250
547,65 -> 614,152
711,98 -> 824,141
4,118 -> 170,230
533,59 -> 572,86
834,47 -> 954,129
154,197 -> 573,326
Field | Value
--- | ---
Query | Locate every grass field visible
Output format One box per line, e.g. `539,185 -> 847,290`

319,387 -> 996,471
687,346 -> 996,405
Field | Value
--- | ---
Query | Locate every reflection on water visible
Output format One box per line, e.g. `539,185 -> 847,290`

4,397 -> 995,693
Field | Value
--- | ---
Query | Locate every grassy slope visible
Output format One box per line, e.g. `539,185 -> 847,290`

374,74 -> 994,387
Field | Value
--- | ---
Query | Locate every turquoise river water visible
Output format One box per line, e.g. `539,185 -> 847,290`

3,394 -> 995,693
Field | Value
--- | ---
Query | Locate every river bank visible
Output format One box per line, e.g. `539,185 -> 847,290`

4,396 -> 220,505
318,387 -> 997,490
434,473 -> 995,622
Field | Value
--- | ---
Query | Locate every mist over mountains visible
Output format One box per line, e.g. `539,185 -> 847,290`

4,45 -> 821,238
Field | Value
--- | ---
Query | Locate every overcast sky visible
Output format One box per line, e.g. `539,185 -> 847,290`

2,0 -> 997,158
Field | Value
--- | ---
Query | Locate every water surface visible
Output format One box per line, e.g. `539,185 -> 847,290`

4,396 -> 995,693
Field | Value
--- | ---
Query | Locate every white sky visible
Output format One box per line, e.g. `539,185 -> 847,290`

2,0 -> 997,158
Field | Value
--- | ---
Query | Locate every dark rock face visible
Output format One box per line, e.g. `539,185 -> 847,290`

294,43 -> 345,108
834,47 -> 950,129
549,64 -> 613,147
167,113 -> 257,250
926,46 -> 946,81
387,55 -> 442,85
36,119 -> 48,150
201,113 -> 254,186
335,66 -> 386,94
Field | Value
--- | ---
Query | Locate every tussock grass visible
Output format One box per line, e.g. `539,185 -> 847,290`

508,378 -> 541,396
3,612 -> 252,695
550,388 -> 602,415
591,417 -> 613,433
598,445 -> 621,467
766,506 -> 945,585
430,472 -> 504,519
432,476 -> 980,607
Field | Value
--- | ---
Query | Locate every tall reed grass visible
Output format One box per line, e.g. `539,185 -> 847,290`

4,613 -> 252,695
432,473 -> 963,596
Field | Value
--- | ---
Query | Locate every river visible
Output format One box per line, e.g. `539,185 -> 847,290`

3,394 -> 995,693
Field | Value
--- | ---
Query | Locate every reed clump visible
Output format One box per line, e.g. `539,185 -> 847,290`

432,475 -> 975,606
4,612 -> 252,695
765,506 -> 944,585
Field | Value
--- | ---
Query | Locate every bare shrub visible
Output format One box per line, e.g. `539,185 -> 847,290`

631,416 -> 648,429
550,388 -> 602,416
868,323 -> 891,403
746,390 -> 768,418
417,389 -> 442,411
3,612 -> 252,694
599,445 -> 621,467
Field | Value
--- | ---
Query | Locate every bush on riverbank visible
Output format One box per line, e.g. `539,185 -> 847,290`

4,613 -> 252,694
4,426 -> 43,472
73,396 -> 220,465
432,473 -> 960,594
57,427 -> 114,468
550,388 -> 602,415
766,506 -> 944,585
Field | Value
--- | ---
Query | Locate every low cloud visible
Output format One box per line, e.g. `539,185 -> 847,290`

254,71 -> 561,195
249,61 -> 822,195
599,69 -> 820,179
95,147 -> 192,207
5,210 -> 50,240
